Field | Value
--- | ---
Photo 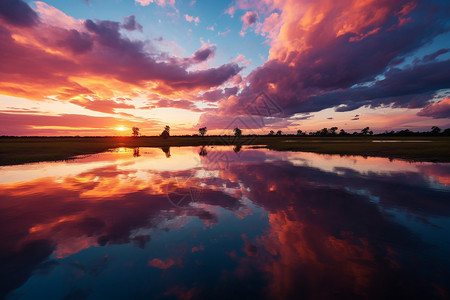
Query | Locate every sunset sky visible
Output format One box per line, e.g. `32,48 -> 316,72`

0,0 -> 449,136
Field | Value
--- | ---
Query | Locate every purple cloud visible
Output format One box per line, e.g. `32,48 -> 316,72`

423,48 -> 449,62
122,15 -> 143,32
240,11 -> 258,35
0,0 -> 39,27
0,11 -> 242,103
242,11 -> 258,26
220,0 -> 450,118
191,45 -> 216,63
70,98 -> 135,114
417,98 -> 450,119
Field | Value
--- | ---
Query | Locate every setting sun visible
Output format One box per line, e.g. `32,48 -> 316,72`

115,126 -> 127,132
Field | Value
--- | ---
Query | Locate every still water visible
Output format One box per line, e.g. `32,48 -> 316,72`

1,146 -> 449,299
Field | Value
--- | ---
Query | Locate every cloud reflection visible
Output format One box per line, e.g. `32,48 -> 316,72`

1,147 -> 449,299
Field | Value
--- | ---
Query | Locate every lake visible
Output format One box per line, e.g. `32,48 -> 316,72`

1,146 -> 449,299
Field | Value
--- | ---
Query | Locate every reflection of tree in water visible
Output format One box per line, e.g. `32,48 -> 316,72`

199,146 -> 207,157
161,146 -> 171,158
233,145 -> 242,153
133,148 -> 140,157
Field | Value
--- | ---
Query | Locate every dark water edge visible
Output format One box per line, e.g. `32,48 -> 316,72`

1,146 -> 449,299
1,136 -> 450,166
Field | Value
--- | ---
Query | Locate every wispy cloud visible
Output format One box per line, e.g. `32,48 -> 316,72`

185,14 -> 200,25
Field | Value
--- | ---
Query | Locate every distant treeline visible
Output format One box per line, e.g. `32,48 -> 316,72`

291,126 -> 450,137
189,125 -> 450,137
1,126 -> 449,138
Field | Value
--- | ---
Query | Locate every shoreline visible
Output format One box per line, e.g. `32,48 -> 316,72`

1,136 -> 449,166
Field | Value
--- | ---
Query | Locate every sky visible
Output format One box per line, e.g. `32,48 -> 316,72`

0,0 -> 449,136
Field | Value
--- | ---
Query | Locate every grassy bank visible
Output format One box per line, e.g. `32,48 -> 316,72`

1,136 -> 449,166
261,137 -> 450,162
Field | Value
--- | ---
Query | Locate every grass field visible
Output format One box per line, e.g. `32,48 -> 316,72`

1,136 -> 449,166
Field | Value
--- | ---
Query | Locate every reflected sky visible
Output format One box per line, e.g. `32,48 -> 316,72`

1,147 -> 449,299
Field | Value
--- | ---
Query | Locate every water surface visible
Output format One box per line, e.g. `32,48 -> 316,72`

1,147 -> 449,299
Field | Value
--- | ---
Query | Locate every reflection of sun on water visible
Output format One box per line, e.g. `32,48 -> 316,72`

115,147 -> 130,153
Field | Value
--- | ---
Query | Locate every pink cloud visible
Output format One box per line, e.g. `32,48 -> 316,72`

147,257 -> 181,269
254,12 -> 282,40
0,3 -> 240,103
144,99 -> 201,112
69,98 -> 135,114
218,29 -> 231,36
217,0 -> 450,121
240,11 -> 258,36
185,14 -> 200,25
235,54 -> 251,66
199,87 -> 238,102
135,0 -> 175,8
225,0 -> 270,18
191,245 -> 204,252
417,98 -> 450,119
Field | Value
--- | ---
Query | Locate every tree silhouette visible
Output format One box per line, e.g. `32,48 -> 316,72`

339,129 -> 348,136
233,127 -> 242,137
132,127 -> 140,137
276,130 -> 282,136
431,126 -> 441,134
297,130 -> 303,135
361,127 -> 370,135
161,146 -> 171,158
319,128 -> 328,136
199,127 -> 207,136
330,127 -> 338,135
161,125 -> 170,139
199,146 -> 207,157
268,130 -> 275,136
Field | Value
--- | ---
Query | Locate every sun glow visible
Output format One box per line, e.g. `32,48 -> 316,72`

115,126 -> 127,131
